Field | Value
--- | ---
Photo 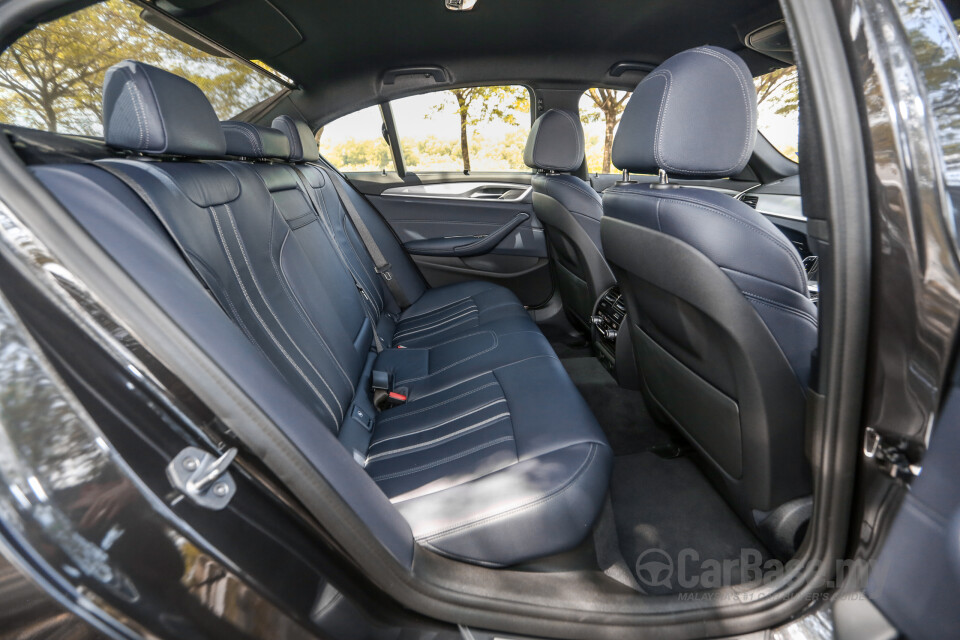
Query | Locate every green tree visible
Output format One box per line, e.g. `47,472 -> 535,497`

754,66 -> 798,115
429,86 -> 528,173
0,1 -> 149,132
0,0 -> 280,135
580,89 -> 630,174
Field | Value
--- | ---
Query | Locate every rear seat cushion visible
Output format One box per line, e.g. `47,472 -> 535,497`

34,61 -> 613,567
375,356 -> 610,565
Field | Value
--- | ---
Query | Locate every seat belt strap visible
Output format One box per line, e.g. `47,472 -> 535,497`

320,168 -> 412,310
287,165 -> 385,352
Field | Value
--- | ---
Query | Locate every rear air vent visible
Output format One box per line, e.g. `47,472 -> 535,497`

741,195 -> 759,209
593,287 -> 625,349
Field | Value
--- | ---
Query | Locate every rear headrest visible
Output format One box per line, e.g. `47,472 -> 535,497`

272,115 -> 319,162
611,46 -> 757,178
221,121 -> 291,160
102,60 -> 225,157
523,109 -> 584,172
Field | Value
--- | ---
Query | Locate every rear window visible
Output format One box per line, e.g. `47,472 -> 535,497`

579,89 -> 631,175
754,66 -> 799,162
0,0 -> 283,136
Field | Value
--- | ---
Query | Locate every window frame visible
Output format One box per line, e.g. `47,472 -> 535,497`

324,84 -> 536,178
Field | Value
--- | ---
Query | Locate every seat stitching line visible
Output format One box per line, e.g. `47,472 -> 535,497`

547,175 -> 600,201
394,306 -> 479,335
366,413 -> 510,462
221,201 -> 344,419
274,226 -> 354,390
184,248 -> 272,363
605,189 -> 807,286
395,301 -> 477,329
417,444 -> 598,540
369,398 -> 508,448
208,205 -> 339,424
393,308 -> 479,339
377,381 -> 499,424
399,295 -> 475,321
689,47 -> 754,172
372,436 -> 515,482
743,292 -> 818,327
395,331 -> 499,383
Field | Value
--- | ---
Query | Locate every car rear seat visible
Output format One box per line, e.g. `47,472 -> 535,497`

29,60 -> 612,567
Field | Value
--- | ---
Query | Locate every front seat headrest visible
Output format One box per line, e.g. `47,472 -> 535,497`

221,121 -> 291,160
102,60 -> 226,157
611,46 -> 758,178
523,109 -> 584,172
272,115 -> 320,162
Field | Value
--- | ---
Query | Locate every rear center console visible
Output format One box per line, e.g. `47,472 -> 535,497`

591,286 -> 641,389
591,287 -> 624,357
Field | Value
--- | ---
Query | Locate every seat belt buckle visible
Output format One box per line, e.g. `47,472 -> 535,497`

371,369 -> 392,391
374,386 -> 408,410
376,264 -> 394,281
383,387 -> 407,409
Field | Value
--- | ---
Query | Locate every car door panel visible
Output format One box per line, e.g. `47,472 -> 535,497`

366,185 -> 553,307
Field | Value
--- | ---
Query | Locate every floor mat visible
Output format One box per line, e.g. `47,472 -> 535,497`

561,356 -> 670,455
610,452 -> 771,594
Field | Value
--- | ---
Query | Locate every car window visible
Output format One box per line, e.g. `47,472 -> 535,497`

317,106 -> 396,172
579,89 -> 631,175
754,66 -> 799,162
390,87 -> 531,173
0,0 -> 283,136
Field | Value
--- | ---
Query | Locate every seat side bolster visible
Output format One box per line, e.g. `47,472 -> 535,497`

399,442 -> 612,566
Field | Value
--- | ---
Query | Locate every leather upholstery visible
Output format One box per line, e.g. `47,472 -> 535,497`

37,64 -> 612,567
221,121 -> 291,159
611,46 -> 758,178
523,109 -> 584,172
103,60 -> 226,156
273,114 -> 320,162
602,47 -> 813,515
525,111 -> 614,330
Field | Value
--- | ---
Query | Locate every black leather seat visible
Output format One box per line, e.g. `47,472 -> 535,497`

524,109 -> 614,331
601,47 -> 815,516
29,60 -> 612,568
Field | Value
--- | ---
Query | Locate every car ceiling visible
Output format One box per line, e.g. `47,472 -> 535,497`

151,0 -> 788,125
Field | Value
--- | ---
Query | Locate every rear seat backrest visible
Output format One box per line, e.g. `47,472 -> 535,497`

221,121 -> 384,347
101,64 -> 368,430
272,115 -> 429,317
29,60 -> 613,568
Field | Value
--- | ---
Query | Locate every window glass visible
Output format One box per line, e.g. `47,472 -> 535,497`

390,87 -> 531,173
0,0 -> 282,136
754,66 -> 799,162
317,106 -> 395,172
579,89 -> 631,174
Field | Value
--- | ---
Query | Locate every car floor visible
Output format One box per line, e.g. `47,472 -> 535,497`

555,343 -> 772,594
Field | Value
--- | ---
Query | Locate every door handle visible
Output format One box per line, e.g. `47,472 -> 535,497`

404,212 -> 530,257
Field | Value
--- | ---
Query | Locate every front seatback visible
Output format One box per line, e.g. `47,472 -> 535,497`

524,110 -> 614,331
601,47 -> 815,516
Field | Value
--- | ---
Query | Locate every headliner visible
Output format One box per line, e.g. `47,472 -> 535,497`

151,0 -> 787,124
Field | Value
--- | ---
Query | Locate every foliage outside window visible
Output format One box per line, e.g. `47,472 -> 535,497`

754,66 -> 799,162
0,0 -> 282,136
580,89 -> 631,175
317,106 -> 396,173
390,87 -> 531,173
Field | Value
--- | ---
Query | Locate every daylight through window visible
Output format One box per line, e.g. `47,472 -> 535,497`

0,0 -> 283,136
